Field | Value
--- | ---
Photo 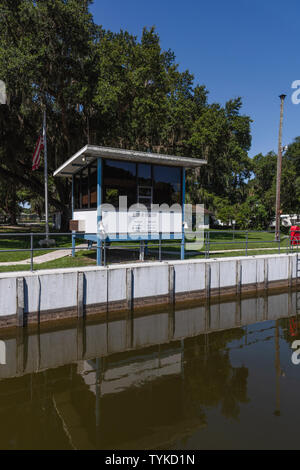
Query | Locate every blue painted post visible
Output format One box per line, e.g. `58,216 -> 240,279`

71,175 -> 75,257
97,158 -> 102,266
181,168 -> 186,260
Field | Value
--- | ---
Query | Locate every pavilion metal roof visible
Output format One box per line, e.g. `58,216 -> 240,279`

53,145 -> 207,177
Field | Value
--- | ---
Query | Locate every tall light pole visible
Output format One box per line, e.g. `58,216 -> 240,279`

275,94 -> 286,241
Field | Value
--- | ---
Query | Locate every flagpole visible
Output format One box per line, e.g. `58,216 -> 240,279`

43,109 -> 49,241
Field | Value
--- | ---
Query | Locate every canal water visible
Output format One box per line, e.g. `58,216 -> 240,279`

0,289 -> 300,450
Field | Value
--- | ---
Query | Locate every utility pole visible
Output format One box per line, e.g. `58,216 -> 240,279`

275,94 -> 286,241
43,109 -> 49,241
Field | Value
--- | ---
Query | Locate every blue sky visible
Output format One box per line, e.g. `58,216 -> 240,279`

90,0 -> 300,157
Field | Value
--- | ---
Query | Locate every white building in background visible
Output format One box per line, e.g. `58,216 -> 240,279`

270,214 -> 300,228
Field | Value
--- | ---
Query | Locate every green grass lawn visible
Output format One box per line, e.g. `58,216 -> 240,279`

202,229 -> 289,252
179,230 -> 288,252
136,230 -> 290,254
0,249 -> 96,272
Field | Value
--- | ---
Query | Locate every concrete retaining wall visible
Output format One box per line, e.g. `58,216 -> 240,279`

0,253 -> 298,328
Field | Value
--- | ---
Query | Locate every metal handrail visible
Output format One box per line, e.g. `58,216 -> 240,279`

0,229 -> 298,271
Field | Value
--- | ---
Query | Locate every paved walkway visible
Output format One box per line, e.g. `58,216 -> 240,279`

146,246 -> 290,256
0,244 -> 87,267
188,246 -> 288,255
0,244 -> 294,267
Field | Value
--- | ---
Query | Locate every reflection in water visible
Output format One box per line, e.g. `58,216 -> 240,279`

0,289 -> 300,449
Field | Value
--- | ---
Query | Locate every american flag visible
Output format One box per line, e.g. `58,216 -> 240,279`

32,134 -> 44,171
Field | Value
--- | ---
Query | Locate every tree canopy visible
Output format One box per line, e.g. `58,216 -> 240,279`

1,0 -> 289,231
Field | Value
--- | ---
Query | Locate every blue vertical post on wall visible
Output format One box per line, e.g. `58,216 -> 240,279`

97,158 -> 103,266
181,168 -> 186,260
71,175 -> 75,257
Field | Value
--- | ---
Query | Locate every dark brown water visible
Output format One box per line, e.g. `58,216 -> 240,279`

0,290 -> 300,450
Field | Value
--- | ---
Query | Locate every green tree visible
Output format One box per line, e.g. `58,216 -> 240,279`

0,1 -> 254,230
187,97 -> 252,207
0,0 -> 98,229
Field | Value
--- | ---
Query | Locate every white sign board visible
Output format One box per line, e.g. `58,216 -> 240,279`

128,211 -> 160,234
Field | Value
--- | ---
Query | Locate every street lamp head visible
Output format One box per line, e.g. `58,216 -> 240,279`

279,94 -> 287,100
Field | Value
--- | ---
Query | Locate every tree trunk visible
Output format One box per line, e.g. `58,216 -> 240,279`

6,186 -> 18,225
60,204 -> 71,232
